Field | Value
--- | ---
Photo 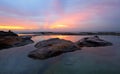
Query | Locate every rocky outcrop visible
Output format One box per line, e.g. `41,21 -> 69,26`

28,38 -> 80,59
0,30 -> 18,36
14,36 -> 34,47
76,36 -> 112,47
0,31 -> 34,50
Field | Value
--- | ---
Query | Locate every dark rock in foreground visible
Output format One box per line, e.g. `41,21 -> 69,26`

14,36 -> 34,47
76,36 -> 112,47
28,38 -> 80,59
0,30 -> 18,36
0,31 -> 34,50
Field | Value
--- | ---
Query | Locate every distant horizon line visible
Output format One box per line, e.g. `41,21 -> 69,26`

17,31 -> 120,33
1,30 -> 120,33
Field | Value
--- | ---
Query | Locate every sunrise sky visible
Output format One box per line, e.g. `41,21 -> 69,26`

0,0 -> 120,32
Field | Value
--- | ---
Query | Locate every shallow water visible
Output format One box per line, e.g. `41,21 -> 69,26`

0,35 -> 120,74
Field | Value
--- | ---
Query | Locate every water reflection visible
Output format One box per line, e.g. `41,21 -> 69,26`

32,35 -> 88,42
18,34 -> 36,36
48,35 -> 77,42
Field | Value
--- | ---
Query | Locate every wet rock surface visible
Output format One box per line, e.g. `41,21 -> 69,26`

28,38 -> 80,59
76,36 -> 112,47
0,31 -> 34,50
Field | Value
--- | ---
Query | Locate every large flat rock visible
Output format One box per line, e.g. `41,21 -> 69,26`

28,38 -> 80,59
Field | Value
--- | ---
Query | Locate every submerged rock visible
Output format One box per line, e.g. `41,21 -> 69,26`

28,38 -> 80,59
76,36 -> 112,47
0,31 -> 34,50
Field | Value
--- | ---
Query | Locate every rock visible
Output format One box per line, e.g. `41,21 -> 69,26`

28,38 -> 80,59
76,36 -> 112,47
0,36 -> 22,49
0,30 -> 18,36
14,36 -> 34,47
0,31 -> 34,50
21,36 -> 32,40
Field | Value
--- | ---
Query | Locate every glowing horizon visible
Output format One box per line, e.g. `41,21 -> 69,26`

0,25 -> 25,30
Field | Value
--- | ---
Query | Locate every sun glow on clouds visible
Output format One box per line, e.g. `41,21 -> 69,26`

47,3 -> 111,31
0,25 -> 25,30
50,24 -> 68,29
0,24 -> 39,31
48,8 -> 97,31
0,16 -> 40,31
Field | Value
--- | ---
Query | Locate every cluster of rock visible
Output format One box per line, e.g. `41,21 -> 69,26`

0,31 -> 113,59
28,36 -> 112,60
76,36 -> 112,47
0,30 -> 34,50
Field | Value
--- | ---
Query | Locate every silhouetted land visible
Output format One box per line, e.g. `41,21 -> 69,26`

19,32 -> 120,36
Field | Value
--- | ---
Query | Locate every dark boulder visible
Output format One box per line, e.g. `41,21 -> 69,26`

76,36 -> 112,47
28,38 -> 80,59
0,30 -> 18,36
14,36 -> 34,47
0,31 -> 34,50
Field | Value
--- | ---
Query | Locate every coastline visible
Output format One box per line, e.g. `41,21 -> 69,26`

19,32 -> 120,36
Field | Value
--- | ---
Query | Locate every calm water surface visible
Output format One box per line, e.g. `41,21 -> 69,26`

0,35 -> 120,74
